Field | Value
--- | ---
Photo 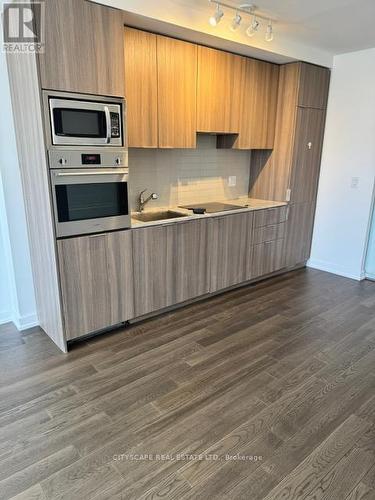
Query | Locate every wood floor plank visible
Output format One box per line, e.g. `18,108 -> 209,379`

262,415 -> 370,500
345,482 -> 375,500
0,446 -> 80,499
0,268 -> 374,499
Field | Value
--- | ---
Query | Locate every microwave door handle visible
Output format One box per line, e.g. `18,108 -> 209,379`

104,106 -> 111,144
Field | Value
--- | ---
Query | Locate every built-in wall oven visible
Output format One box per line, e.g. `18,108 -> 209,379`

49,151 -> 130,238
44,91 -> 130,238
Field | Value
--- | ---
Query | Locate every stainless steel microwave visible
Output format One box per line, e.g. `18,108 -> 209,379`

43,91 -> 125,147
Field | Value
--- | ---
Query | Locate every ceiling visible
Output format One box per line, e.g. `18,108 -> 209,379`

100,0 -> 375,66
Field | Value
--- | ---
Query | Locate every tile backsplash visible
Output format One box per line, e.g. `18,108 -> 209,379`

128,135 -> 251,211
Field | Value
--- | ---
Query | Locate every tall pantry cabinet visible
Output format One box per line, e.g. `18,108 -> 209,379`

249,62 -> 330,269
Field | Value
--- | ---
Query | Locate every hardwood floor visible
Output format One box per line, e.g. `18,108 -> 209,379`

0,268 -> 375,499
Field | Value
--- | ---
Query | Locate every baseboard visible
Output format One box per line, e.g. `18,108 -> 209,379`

365,272 -> 375,281
13,313 -> 39,331
307,259 -> 365,281
0,311 -> 12,326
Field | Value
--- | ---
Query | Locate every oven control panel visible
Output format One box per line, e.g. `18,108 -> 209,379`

49,150 -> 128,169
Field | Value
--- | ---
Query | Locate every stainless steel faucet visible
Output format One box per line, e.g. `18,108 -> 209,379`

138,189 -> 159,212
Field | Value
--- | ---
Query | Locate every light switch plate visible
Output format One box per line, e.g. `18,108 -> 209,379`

351,177 -> 359,189
228,176 -> 237,187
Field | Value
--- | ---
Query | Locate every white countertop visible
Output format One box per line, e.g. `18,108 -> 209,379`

131,197 -> 287,228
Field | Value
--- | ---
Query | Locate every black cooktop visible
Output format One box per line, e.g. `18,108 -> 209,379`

179,202 -> 244,214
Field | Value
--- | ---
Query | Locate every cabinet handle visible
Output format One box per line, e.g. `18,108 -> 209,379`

307,142 -> 312,150
89,234 -> 106,239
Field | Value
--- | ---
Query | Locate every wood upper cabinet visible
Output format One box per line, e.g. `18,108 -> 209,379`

124,27 -> 158,148
197,46 -> 244,134
235,59 -> 279,149
57,231 -> 134,341
290,107 -> 326,203
298,63 -> 330,109
39,0 -> 125,96
133,220 -> 210,317
157,35 -> 197,148
210,212 -> 253,292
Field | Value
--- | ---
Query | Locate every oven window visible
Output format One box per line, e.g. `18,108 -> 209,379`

53,108 -> 107,138
55,183 -> 128,222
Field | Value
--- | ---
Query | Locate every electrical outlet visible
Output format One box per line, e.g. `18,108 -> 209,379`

228,176 -> 237,187
351,177 -> 360,189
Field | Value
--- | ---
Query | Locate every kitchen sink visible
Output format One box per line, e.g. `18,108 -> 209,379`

132,210 -> 189,223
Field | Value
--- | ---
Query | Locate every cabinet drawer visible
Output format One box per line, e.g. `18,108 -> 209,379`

251,239 -> 285,279
253,222 -> 286,245
253,206 -> 288,228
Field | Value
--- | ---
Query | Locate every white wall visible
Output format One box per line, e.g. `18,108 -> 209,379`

309,48 -> 375,280
0,9 -> 38,329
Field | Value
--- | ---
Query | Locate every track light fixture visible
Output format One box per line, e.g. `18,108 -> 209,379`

230,12 -> 242,31
246,15 -> 259,37
208,1 -> 275,42
265,20 -> 273,42
209,3 -> 224,26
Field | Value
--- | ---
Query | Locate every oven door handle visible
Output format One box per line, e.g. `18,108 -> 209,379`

53,170 -> 128,177
104,106 -> 111,144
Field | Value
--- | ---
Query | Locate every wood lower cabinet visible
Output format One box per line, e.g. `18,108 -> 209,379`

251,239 -> 285,279
124,27 -> 158,148
39,0 -> 125,96
210,213 -> 253,292
133,220 -> 210,317
284,202 -> 316,267
57,230 -> 134,341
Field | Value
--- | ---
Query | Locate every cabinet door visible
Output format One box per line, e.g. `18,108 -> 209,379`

298,63 -> 330,110
236,60 -> 279,149
157,36 -> 197,148
210,213 -> 253,292
39,0 -> 125,96
251,239 -> 285,279
284,202 -> 316,268
57,231 -> 134,340
290,108 -> 326,203
124,27 -> 158,147
133,220 -> 210,317
197,46 -> 245,133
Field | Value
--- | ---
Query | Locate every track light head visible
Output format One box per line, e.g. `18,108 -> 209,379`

265,20 -> 274,42
246,16 -> 260,37
230,12 -> 242,32
209,3 -> 224,26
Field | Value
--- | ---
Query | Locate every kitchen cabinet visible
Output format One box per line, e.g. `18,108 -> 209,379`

290,107 -> 326,203
133,220 -> 210,316
197,46 -> 244,134
284,202 -> 316,267
251,239 -> 285,279
298,63 -> 330,109
124,27 -> 158,148
57,230 -> 135,341
157,35 -> 197,148
210,212 -> 253,292
39,0 -> 125,96
234,59 -> 279,149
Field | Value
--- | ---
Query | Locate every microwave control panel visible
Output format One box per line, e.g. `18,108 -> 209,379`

110,112 -> 121,138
